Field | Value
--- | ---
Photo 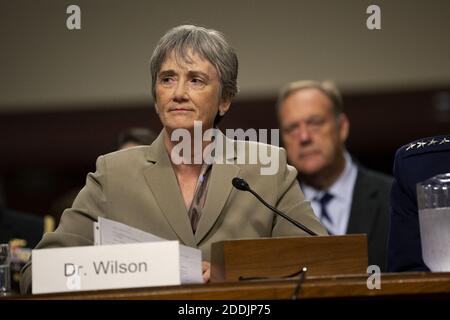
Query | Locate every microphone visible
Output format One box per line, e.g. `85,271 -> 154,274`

232,177 -> 318,236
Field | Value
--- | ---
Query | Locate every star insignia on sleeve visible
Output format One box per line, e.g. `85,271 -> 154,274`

416,141 -> 427,148
428,138 -> 438,146
439,138 -> 450,145
406,143 -> 416,151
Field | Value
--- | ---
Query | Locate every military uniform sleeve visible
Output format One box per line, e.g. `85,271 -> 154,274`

387,150 -> 429,272
20,155 -> 109,294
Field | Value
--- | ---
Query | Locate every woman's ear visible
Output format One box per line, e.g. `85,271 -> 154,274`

218,99 -> 231,116
154,103 -> 159,114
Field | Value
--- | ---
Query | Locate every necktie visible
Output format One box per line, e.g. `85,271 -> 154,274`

318,192 -> 334,224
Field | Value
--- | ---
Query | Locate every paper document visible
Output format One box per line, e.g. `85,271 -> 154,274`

179,245 -> 202,284
96,217 -> 165,245
93,217 -> 202,283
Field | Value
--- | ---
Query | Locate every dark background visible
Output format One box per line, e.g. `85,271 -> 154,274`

1,86 -> 449,219
1,0 -> 449,221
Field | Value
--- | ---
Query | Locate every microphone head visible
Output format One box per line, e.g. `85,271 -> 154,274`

232,177 -> 250,191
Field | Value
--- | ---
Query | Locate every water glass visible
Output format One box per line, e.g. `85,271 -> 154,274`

0,243 -> 11,295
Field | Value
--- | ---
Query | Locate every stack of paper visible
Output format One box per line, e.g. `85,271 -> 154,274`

93,217 -> 203,284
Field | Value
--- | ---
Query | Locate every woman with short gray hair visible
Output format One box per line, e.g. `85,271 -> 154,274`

150,24 -> 239,125
20,25 -> 326,294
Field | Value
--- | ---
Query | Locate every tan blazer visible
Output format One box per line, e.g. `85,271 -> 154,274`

20,130 -> 326,293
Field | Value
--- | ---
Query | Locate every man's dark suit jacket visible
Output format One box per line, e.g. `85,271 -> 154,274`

347,165 -> 392,272
0,208 -> 44,248
388,134 -> 450,272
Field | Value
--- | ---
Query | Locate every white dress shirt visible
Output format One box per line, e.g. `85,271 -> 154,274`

301,152 -> 358,235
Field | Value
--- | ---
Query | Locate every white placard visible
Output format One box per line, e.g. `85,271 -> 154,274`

32,241 -> 202,294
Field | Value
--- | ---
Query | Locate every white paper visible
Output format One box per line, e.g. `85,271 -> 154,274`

97,217 -> 165,245
95,217 -> 202,283
93,222 -> 100,245
179,245 -> 203,283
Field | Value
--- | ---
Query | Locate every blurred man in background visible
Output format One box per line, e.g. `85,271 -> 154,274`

0,179 -> 44,247
277,80 -> 392,271
117,127 -> 157,150
0,204 -> 43,249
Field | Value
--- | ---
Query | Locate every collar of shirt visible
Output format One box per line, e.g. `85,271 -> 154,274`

301,151 -> 358,235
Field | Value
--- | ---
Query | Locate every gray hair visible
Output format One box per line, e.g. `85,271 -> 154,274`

150,25 -> 239,103
277,80 -> 343,117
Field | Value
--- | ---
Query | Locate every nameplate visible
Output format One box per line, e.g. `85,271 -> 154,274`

32,241 -> 202,294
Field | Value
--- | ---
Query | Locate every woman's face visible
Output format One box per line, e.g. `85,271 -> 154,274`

155,50 -> 231,133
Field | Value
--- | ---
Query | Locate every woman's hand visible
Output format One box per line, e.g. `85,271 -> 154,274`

202,261 -> 211,283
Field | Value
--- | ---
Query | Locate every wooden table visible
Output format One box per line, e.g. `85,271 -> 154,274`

10,272 -> 450,300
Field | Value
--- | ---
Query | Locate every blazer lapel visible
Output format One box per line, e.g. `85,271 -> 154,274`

143,131 -> 196,247
347,167 -> 378,235
194,134 -> 240,244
